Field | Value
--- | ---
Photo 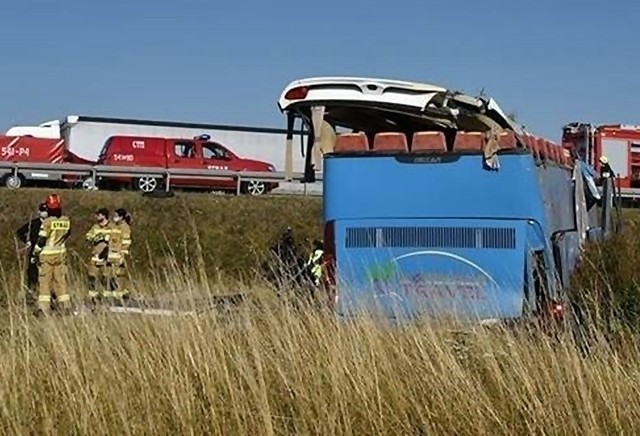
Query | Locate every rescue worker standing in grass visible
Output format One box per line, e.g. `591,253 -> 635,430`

15,202 -> 48,307
306,239 -> 324,288
32,194 -> 72,316
106,208 -> 133,302
85,208 -> 112,302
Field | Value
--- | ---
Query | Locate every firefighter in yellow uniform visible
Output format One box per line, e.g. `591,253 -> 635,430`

306,239 -> 324,287
106,208 -> 133,302
85,208 -> 112,302
32,194 -> 72,316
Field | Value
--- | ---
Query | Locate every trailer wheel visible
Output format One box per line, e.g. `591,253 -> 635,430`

242,180 -> 267,196
4,174 -> 24,189
136,177 -> 160,193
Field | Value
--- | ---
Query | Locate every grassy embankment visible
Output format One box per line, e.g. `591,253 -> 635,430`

0,188 -> 323,300
0,189 -> 639,434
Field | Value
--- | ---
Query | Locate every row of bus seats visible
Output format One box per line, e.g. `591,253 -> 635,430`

332,131 -> 574,167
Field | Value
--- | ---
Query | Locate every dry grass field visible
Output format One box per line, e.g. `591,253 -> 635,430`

0,188 -> 640,434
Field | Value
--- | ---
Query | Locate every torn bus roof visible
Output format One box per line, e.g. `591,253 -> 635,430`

278,76 -> 523,135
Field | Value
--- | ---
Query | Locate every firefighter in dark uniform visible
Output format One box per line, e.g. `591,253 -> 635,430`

15,202 -> 48,307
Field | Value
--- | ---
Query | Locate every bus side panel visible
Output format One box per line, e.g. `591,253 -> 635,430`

333,218 -> 528,321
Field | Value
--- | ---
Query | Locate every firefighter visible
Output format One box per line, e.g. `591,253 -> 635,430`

32,194 -> 71,316
599,156 -> 615,179
106,208 -> 132,302
15,202 -> 48,307
306,239 -> 324,287
85,208 -> 112,302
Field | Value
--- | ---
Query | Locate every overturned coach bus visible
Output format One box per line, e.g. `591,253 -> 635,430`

278,77 -> 618,324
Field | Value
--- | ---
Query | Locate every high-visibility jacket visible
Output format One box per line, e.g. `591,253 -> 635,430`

33,216 -> 71,257
86,222 -> 112,263
308,249 -> 323,281
107,221 -> 131,262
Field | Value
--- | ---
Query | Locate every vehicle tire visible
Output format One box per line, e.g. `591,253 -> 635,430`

135,177 -> 161,193
242,180 -> 267,196
4,173 -> 24,189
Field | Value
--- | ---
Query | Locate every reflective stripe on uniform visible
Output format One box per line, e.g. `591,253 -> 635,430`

88,291 -> 100,298
38,295 -> 51,303
40,247 -> 66,255
103,291 -> 116,298
57,294 -> 71,302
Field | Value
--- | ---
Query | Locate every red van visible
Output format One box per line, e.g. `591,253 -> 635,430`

96,134 -> 279,195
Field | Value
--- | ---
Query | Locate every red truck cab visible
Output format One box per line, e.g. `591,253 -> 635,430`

98,134 -> 278,195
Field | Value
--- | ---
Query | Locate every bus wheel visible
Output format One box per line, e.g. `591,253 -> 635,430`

136,177 -> 160,193
4,173 -> 24,189
242,180 -> 266,196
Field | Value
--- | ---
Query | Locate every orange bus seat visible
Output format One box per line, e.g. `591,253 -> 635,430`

411,131 -> 447,152
498,132 -> 518,150
453,132 -> 483,151
373,132 -> 409,152
334,132 -> 370,153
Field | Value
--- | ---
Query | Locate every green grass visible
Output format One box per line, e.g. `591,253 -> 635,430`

0,188 -> 322,282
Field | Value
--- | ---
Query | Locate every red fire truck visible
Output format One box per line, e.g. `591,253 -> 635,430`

562,122 -> 640,189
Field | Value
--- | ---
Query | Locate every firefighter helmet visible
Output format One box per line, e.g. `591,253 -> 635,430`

45,193 -> 61,210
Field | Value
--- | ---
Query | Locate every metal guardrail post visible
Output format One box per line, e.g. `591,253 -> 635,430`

236,175 -> 242,195
165,171 -> 171,193
13,165 -> 18,180
91,168 -> 97,189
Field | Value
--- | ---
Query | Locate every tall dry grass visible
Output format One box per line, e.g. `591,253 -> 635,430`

1,190 -> 640,434
0,260 -> 639,435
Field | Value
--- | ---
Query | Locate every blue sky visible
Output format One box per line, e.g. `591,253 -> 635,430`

1,0 -> 638,140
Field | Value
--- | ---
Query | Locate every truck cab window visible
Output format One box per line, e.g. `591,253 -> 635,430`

202,142 -> 228,159
174,141 -> 195,158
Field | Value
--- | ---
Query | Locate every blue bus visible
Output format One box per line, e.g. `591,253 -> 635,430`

278,77 -> 612,324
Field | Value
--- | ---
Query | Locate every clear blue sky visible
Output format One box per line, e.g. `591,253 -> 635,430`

1,0 -> 638,140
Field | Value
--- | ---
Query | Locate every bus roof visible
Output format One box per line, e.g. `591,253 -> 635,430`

278,76 -> 522,134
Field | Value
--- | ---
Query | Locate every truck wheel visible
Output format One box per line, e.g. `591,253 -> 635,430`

4,174 -> 24,189
136,177 -> 160,193
242,180 -> 266,196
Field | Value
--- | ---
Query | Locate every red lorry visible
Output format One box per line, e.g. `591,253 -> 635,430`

96,134 -> 279,195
